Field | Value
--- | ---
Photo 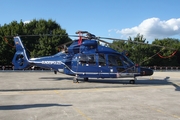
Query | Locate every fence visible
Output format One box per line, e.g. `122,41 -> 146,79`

0,65 -> 180,71
147,66 -> 180,71
0,65 -> 51,71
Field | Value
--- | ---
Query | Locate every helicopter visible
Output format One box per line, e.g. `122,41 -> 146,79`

12,31 -> 154,84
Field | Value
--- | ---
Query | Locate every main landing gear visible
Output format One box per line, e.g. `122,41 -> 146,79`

129,77 -> 137,84
73,76 -> 136,84
84,77 -> 89,81
73,77 -> 89,83
73,76 -> 79,83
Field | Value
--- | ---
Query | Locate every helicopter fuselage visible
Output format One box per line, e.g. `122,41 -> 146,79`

12,36 -> 153,83
30,39 -> 153,78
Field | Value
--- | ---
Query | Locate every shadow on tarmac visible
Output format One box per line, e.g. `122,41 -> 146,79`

163,77 -> 180,91
39,75 -> 180,91
39,76 -> 167,84
172,83 -> 180,91
0,103 -> 72,110
80,77 -> 180,91
39,77 -> 74,81
0,76 -> 179,92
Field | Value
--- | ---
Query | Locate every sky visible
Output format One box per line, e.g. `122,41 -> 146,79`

1,0 -> 180,42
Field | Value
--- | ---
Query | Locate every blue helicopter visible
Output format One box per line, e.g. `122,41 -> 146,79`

12,31 -> 153,84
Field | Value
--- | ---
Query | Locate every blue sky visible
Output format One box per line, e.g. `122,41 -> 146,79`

1,0 -> 180,42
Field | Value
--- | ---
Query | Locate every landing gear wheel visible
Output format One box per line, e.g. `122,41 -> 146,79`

84,77 -> 89,81
73,77 -> 79,83
129,80 -> 135,84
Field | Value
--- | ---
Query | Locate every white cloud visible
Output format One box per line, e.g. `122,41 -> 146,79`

112,18 -> 180,40
23,20 -> 31,24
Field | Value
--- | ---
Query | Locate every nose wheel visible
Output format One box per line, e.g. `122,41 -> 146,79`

129,77 -> 137,84
129,80 -> 135,84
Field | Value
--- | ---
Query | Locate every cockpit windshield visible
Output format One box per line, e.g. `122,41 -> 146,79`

120,55 -> 134,66
108,55 -> 122,66
107,54 -> 134,67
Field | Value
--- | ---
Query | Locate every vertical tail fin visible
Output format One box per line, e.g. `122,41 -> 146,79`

12,36 -> 30,69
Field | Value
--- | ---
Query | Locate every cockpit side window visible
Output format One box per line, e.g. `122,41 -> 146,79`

108,55 -> 122,66
87,55 -> 96,64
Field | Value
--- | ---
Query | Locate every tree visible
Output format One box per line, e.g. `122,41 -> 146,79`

111,33 -> 152,66
127,33 -> 148,65
110,34 -> 180,66
0,21 -> 22,65
0,19 -> 72,65
151,38 -> 180,66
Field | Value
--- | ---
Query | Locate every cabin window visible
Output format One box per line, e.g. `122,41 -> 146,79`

79,54 -> 87,64
108,55 -> 122,66
98,53 -> 106,66
79,54 -> 95,65
87,55 -> 96,64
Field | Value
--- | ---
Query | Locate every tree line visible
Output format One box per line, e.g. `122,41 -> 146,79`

0,19 -> 180,66
0,19 -> 72,65
110,34 -> 180,66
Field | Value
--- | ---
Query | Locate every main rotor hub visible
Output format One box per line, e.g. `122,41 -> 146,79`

75,30 -> 89,34
75,30 -> 96,39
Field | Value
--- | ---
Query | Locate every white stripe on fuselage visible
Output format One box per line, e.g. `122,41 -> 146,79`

29,59 -> 140,77
42,61 -> 63,65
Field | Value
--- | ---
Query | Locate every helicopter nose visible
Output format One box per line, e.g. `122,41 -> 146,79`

140,67 -> 154,76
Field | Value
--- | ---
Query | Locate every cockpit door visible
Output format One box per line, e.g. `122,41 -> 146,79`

107,54 -> 125,71
72,53 -> 99,77
98,53 -> 113,78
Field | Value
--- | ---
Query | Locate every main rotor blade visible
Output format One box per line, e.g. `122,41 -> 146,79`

97,38 -> 124,51
19,34 -> 79,37
98,37 -> 176,50
5,34 -> 79,38
57,40 -> 73,48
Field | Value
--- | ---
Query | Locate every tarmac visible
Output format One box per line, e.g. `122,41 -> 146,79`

0,71 -> 180,120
